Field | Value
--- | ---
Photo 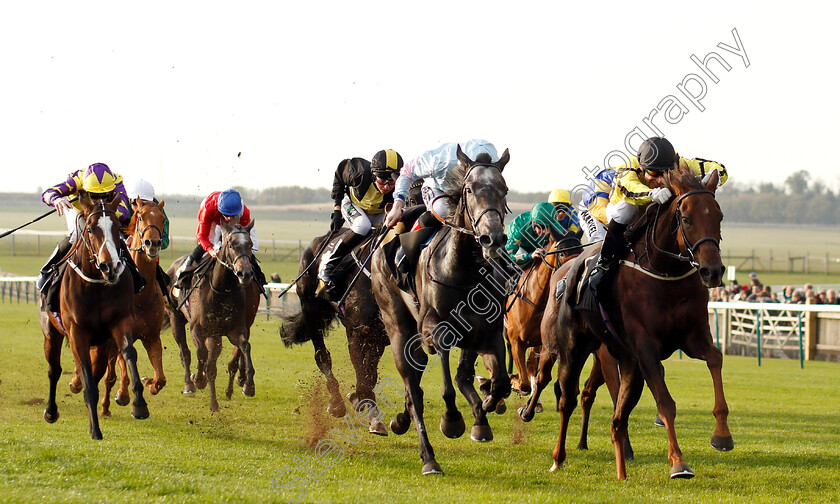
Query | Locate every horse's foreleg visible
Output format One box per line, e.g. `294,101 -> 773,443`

454,349 -> 494,442
578,352 -> 604,451
92,344 -> 113,417
233,334 -> 255,398
518,350 -> 555,422
597,346 -> 634,459
683,332 -> 734,452
312,333 -> 344,417
347,329 -> 387,436
394,335 -> 439,474
43,331 -> 63,423
610,359 -> 644,480
114,353 -> 130,406
549,347 -> 589,473
225,346 -> 241,400
484,330 -> 511,413
509,332 -> 530,394
140,336 -> 167,395
437,347 -> 465,440
170,313 -> 195,393
191,331 -> 209,390
204,337 -> 222,412
117,331 -> 149,421
69,337 -> 102,440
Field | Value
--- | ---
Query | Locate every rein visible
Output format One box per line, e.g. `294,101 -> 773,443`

70,203 -> 125,284
128,201 -> 163,253
429,163 -> 507,240
651,190 -> 719,268
209,230 -> 253,294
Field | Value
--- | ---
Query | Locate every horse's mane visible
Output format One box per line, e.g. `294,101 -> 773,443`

442,152 -> 495,197
665,159 -> 703,193
126,207 -> 138,237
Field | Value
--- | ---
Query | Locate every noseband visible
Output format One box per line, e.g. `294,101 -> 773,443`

652,189 -> 720,268
215,230 -> 253,274
129,201 -> 164,254
69,202 -> 125,283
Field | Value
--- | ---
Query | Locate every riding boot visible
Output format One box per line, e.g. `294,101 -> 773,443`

36,237 -> 72,293
250,256 -> 268,298
155,263 -> 170,298
588,220 -> 628,292
175,245 -> 205,289
318,231 -> 366,289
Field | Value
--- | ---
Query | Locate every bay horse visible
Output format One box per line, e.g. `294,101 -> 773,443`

371,146 -> 512,475
39,195 -> 148,439
519,164 -> 733,479
166,221 -> 260,412
99,198 -> 168,416
279,229 -> 389,434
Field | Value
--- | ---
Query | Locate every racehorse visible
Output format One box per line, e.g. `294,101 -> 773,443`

166,221 -> 261,412
506,235 -> 582,396
519,164 -> 733,480
371,146 -> 512,475
39,195 -> 148,439
279,229 -> 390,434
99,198 -> 168,416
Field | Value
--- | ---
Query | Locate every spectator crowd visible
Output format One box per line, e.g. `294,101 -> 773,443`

709,272 -> 840,305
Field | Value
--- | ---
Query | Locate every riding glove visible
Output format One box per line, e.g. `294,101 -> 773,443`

330,210 -> 345,232
649,187 -> 672,205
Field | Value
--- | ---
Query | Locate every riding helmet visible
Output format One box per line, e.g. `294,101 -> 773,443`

217,189 -> 243,216
127,179 -> 156,201
638,137 -> 678,171
371,149 -> 403,181
530,201 -> 556,229
82,163 -> 122,193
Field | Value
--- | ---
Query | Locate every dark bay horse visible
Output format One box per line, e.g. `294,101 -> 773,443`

166,221 -> 260,412
279,229 -> 390,434
371,146 -> 512,475
39,195 -> 148,439
520,164 -> 733,480
99,199 -> 168,416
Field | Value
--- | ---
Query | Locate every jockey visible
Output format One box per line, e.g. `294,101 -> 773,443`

384,139 -> 499,228
126,178 -> 170,250
318,149 -> 403,290
577,167 -> 616,243
588,136 -> 728,290
546,189 -> 581,238
36,163 -> 144,302
126,178 -> 172,296
505,202 -> 573,266
174,189 -> 265,290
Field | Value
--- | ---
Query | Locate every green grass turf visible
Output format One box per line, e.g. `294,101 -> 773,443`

1,300 -> 839,503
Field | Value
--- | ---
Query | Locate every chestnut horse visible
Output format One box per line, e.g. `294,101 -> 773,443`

39,195 -> 148,439
279,229 -> 390,434
166,221 -> 260,412
520,164 -> 733,479
371,146 -> 511,475
99,199 -> 168,416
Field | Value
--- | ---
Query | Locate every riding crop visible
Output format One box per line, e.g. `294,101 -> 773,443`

337,225 -> 389,311
276,229 -> 336,299
0,196 -> 78,240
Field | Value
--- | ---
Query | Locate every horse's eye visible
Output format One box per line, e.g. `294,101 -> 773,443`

465,187 -> 472,194
681,216 -> 690,225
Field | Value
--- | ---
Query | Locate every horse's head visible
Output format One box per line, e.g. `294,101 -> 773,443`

130,198 -> 166,259
555,235 -> 584,265
664,162 -> 725,287
218,220 -> 255,285
446,145 -> 510,259
79,194 -> 125,285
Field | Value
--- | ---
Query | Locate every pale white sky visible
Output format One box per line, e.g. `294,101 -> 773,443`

2,1 -> 839,197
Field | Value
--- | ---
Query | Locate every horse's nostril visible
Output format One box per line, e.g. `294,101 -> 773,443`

478,234 -> 493,247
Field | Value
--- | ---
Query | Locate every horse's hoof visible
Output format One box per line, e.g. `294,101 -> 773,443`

236,375 -> 246,387
470,425 -> 493,442
369,421 -> 388,436
481,395 -> 498,413
670,463 -> 695,479
346,392 -> 359,407
68,379 -> 82,394
115,393 -> 130,407
534,402 -> 544,414
183,383 -> 197,394
421,461 -> 443,475
440,412 -> 466,439
99,409 -> 111,418
327,400 -> 346,418
131,404 -> 150,420
242,384 -> 255,397
495,399 -> 507,415
210,402 -> 220,413
225,387 -> 234,400
390,413 -> 411,435
549,461 -> 561,472
91,430 -> 103,441
654,415 -> 665,427
43,408 -> 59,423
191,373 -> 207,390
517,406 -> 534,423
710,434 -> 734,451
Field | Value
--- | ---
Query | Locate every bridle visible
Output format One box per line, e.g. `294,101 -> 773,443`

69,201 -> 125,283
208,228 -> 253,294
128,201 -> 164,255
429,163 -> 507,240
650,189 -> 720,269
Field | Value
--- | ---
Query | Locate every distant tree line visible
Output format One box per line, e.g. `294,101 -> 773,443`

716,170 -> 840,225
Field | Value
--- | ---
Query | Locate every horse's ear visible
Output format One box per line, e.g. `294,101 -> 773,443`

79,194 -> 93,212
703,170 -> 720,193
158,198 -> 165,209
246,219 -> 255,232
109,194 -> 122,212
220,220 -> 233,233
456,144 -> 471,167
497,148 -> 510,172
